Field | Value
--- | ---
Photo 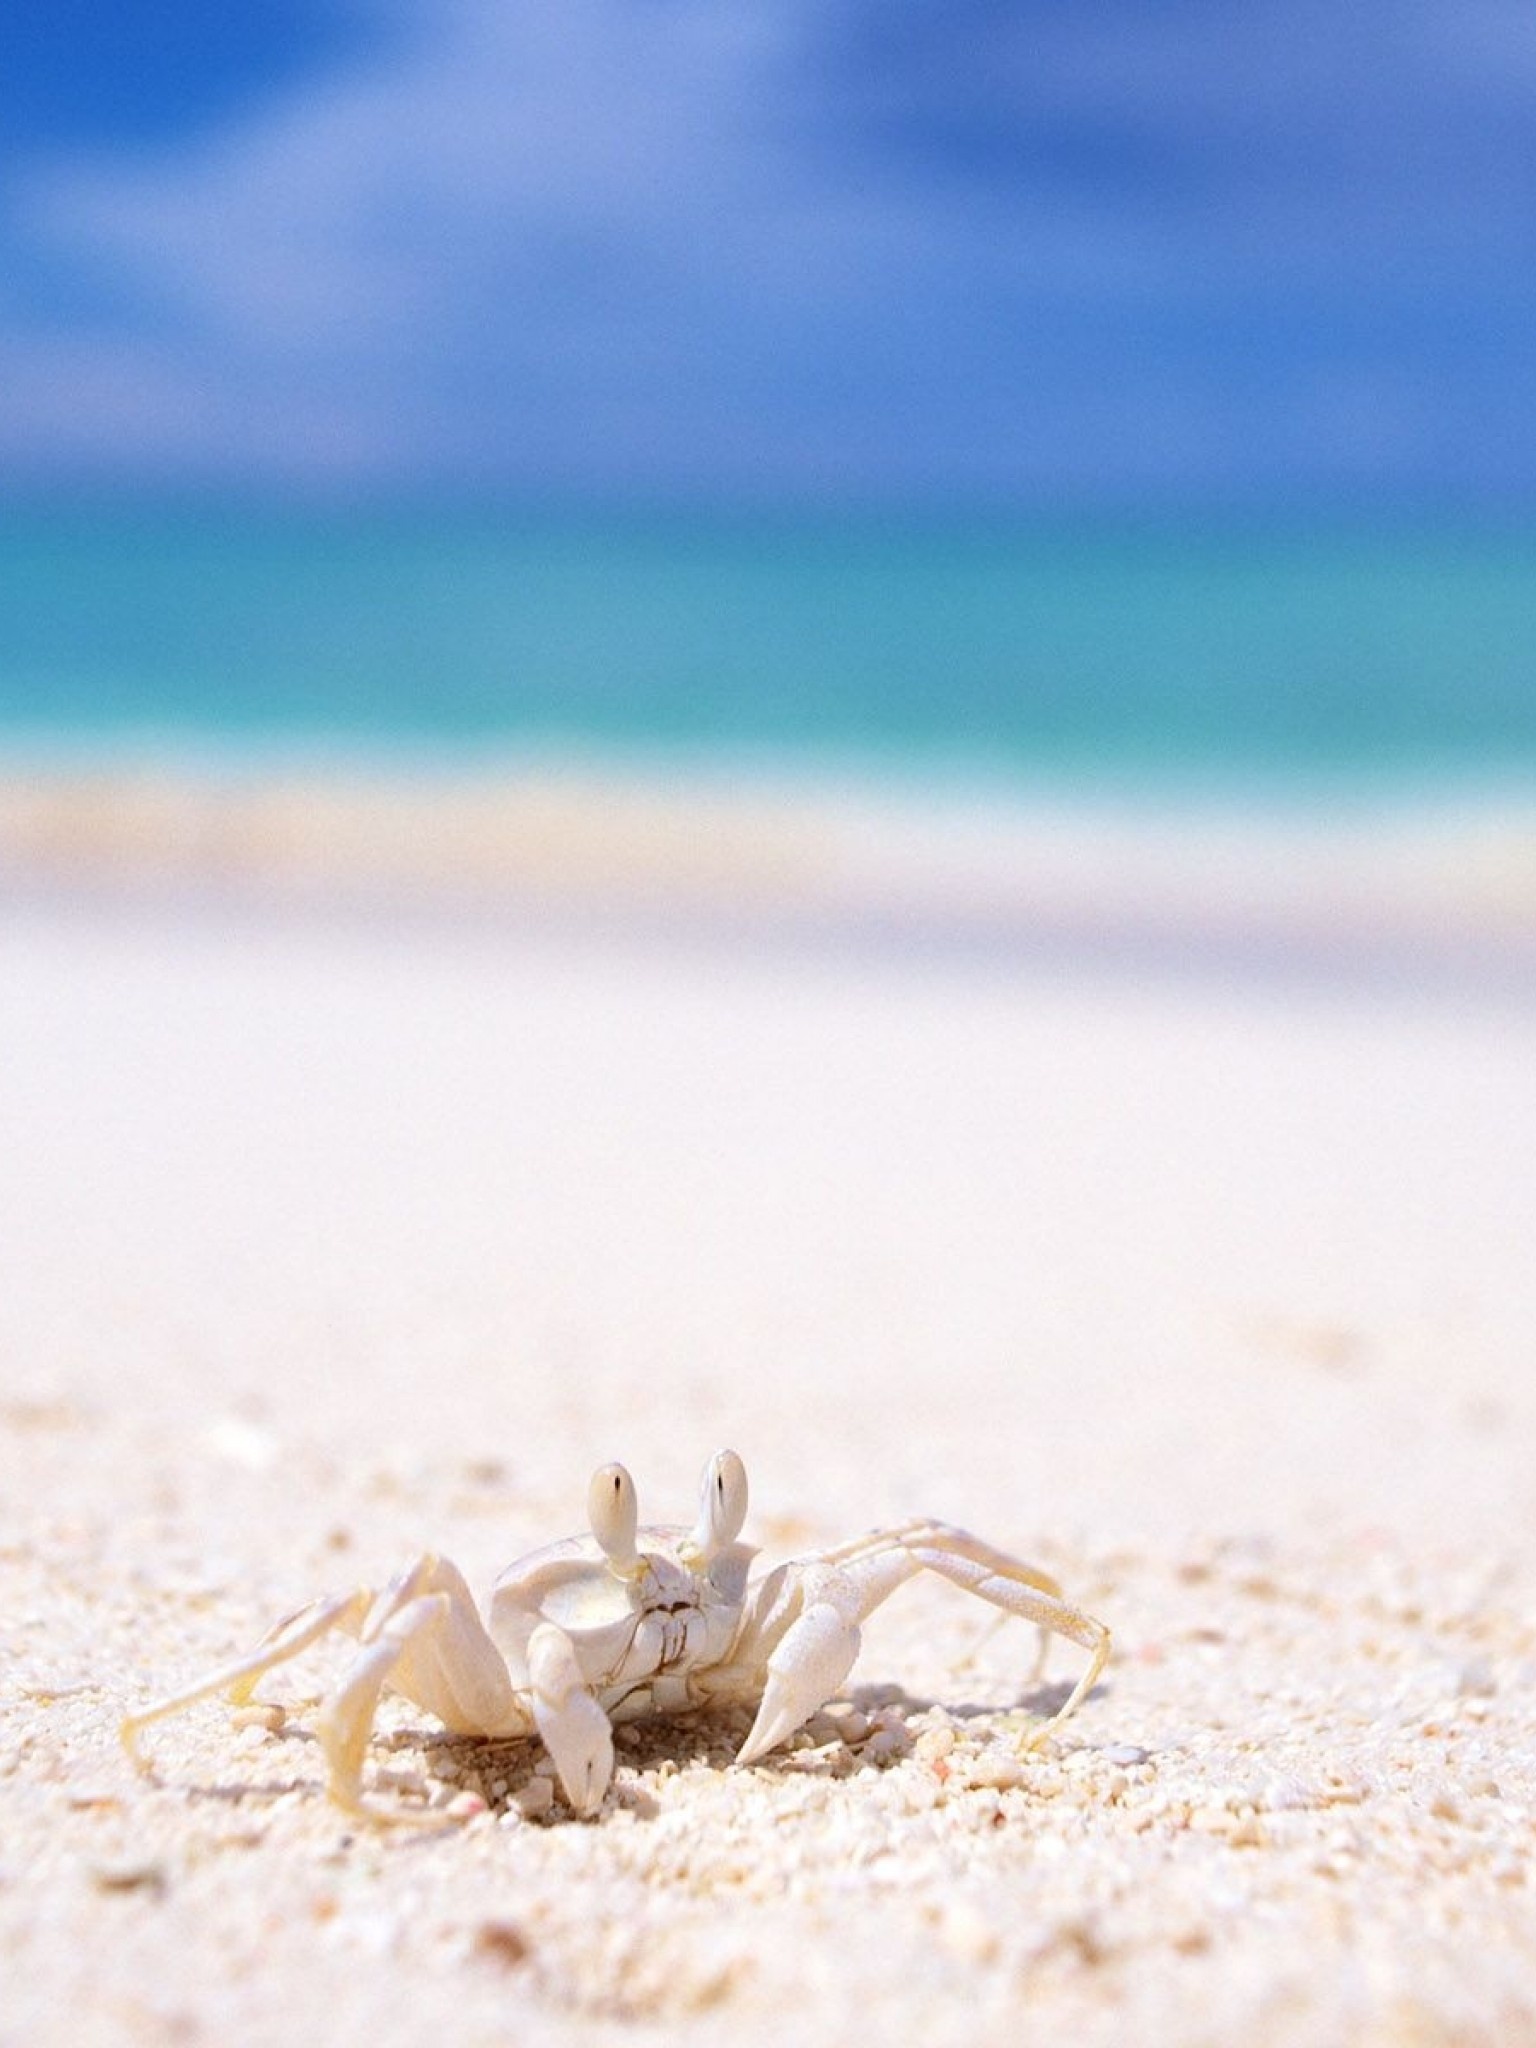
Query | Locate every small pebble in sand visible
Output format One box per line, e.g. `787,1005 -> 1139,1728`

858,1714 -> 912,1762
90,1862 -> 168,1898
472,1920 -> 530,1968
818,1701 -> 871,1744
513,1776 -> 555,1820
1102,1742 -> 1150,1767
964,1747 -> 1027,1792
230,1703 -> 285,1735
914,1724 -> 957,1763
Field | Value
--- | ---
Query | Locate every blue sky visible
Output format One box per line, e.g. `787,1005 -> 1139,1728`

2,1 -> 1533,508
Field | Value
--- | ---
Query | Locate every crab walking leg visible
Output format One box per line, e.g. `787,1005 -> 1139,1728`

889,1533 -> 1110,1747
121,1586 -> 376,1766
730,1523 -> 1109,1766
122,1554 -> 535,1820
814,1518 -> 1067,1684
331,1569 -> 615,1821
309,1556 -> 535,1816
811,1519 -> 1065,1599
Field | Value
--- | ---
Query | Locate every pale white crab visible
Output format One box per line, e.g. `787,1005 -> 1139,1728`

121,1450 -> 1110,1819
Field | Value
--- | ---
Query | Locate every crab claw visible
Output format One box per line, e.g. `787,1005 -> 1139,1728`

527,1622 -> 615,1816
539,1687 -> 614,1818
736,1600 -> 861,1765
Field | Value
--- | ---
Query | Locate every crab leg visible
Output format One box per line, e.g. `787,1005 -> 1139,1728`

812,1518 -> 1064,1680
878,1528 -> 1110,1745
122,1554 -> 535,1821
311,1556 -> 535,1817
727,1522 -> 1109,1766
121,1586 -> 376,1762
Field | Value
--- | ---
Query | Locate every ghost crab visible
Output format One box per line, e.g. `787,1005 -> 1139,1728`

121,1450 -> 1110,1820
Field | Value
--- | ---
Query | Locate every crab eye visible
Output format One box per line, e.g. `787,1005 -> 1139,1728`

692,1448 -> 748,1557
587,1461 -> 639,1570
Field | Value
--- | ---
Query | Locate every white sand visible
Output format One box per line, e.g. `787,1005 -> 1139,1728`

3,782 -> 1536,2044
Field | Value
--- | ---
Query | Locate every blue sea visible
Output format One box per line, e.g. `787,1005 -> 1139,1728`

1,505 -> 1534,793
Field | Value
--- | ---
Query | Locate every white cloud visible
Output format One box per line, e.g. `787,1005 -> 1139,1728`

1,0 -> 1533,496
16,2 -> 818,353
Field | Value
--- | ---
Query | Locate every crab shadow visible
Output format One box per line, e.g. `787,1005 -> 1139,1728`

846,1673 -> 1105,1724
175,1718 -> 347,1814
174,1670 -> 1109,1830
429,1710 -> 764,1814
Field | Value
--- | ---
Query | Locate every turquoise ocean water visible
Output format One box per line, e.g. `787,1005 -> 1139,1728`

1,506 -> 1534,792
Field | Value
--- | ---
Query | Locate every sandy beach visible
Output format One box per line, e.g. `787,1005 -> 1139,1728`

4,766 -> 1536,2046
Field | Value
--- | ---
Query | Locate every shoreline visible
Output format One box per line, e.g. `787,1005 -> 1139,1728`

3,751 -> 1536,995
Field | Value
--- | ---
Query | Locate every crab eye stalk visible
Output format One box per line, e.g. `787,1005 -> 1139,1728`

687,1448 -> 748,1563
587,1461 -> 639,1574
